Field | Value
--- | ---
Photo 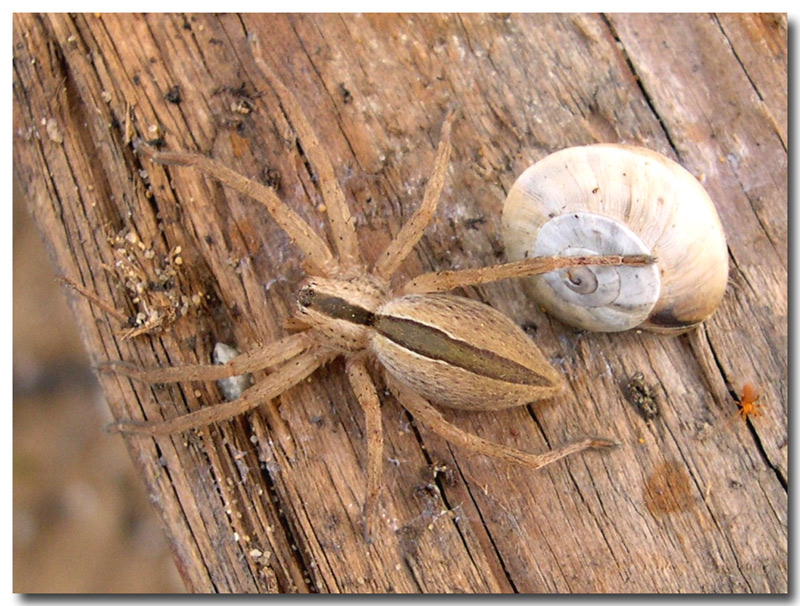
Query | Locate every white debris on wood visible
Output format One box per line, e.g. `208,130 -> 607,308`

213,342 -> 253,401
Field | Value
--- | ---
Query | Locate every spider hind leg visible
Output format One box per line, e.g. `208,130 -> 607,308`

388,376 -> 617,471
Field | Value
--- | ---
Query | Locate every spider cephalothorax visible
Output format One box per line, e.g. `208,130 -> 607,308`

295,276 -> 389,351
104,53 -> 654,540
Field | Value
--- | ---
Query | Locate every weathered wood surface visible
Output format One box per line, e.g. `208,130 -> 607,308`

13,13 -> 787,593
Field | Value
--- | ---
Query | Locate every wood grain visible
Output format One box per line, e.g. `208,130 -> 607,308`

13,13 -> 787,593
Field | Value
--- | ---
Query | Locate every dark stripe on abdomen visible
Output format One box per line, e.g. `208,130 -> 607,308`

374,315 -> 548,386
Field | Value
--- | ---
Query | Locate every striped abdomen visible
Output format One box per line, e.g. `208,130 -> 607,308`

372,294 -> 562,411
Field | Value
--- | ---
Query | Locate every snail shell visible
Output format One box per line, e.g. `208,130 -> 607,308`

502,144 -> 728,334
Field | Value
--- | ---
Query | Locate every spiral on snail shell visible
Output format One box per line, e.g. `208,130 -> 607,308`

502,144 -> 728,334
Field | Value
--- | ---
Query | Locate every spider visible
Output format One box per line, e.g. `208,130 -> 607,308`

735,383 -> 763,421
104,58 -> 654,540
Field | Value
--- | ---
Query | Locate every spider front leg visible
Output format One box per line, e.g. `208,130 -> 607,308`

373,109 -> 457,280
345,357 -> 384,543
388,376 -> 616,470
135,142 -> 338,277
109,350 -> 332,435
251,41 -> 361,271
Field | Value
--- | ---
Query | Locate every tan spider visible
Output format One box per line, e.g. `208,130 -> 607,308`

106,59 -> 653,540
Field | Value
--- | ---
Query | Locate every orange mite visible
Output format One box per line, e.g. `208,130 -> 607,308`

735,383 -> 763,421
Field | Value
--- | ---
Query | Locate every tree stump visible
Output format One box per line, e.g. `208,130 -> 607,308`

13,13 -> 787,593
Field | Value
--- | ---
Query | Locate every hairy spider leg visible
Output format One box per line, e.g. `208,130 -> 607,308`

136,142 -> 338,278
345,358 -> 384,542
252,38 -> 361,272
388,376 -> 617,469
109,350 -> 333,435
373,110 -> 456,280
98,331 -> 313,383
401,254 -> 658,294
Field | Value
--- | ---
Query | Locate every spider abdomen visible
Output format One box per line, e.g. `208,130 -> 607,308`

372,295 -> 563,411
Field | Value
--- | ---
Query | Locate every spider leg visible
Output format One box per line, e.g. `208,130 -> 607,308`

98,332 -> 313,383
251,36 -> 360,271
401,254 -> 657,294
373,109 -> 457,280
388,376 -> 617,470
136,142 -> 338,277
345,357 -> 384,543
108,350 -> 332,435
